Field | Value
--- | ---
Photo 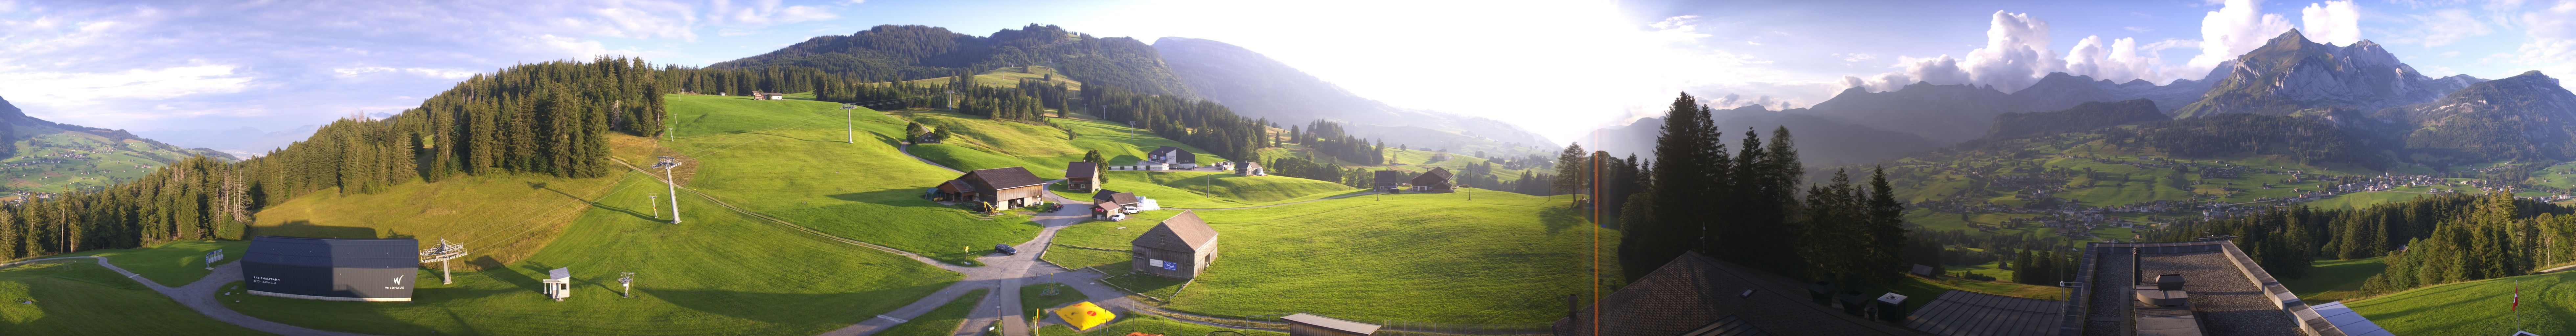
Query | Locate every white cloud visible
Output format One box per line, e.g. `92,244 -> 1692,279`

2510,0 -> 2576,77
1845,11 -> 2067,93
0,64 -> 253,120
1836,53 -> 1876,62
2188,0 -> 2294,73
2126,26 -> 2153,33
2065,35 -> 2171,84
2300,1 -> 2364,45
2406,9 -> 2493,47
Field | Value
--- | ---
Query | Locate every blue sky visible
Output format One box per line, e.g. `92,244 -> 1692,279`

1,0 -> 2572,149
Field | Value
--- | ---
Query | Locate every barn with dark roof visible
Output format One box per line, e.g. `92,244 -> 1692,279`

1066,161 -> 1101,192
938,167 -> 1048,209
1411,167 -> 1456,192
1131,210 -> 1219,279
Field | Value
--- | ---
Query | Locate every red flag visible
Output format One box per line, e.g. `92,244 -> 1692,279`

2513,284 -> 2520,311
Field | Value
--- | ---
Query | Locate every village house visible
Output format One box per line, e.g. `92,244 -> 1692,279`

1131,210 -> 1219,279
1411,167 -> 1456,192
1065,162 -> 1101,192
1092,190 -> 1141,219
935,167 -> 1048,209
1146,146 -> 1197,165
1236,161 -> 1266,176
1373,170 -> 1405,192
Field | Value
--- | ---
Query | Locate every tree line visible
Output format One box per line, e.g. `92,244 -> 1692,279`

1617,92 -> 1911,294
1081,84 -> 1267,165
2152,192 -> 2576,297
3,57 -> 666,259
1288,121 -> 1387,166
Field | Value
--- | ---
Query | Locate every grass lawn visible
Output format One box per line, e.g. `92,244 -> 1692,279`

221,172 -> 961,335
251,170 -> 630,269
2347,270 -> 2576,335
1042,220 -> 1145,270
1047,190 -> 1619,324
878,289 -> 990,336
1052,170 -> 1354,209
1022,282 -> 1089,327
2281,257 -> 2387,303
0,260 -> 266,335
665,94 -> 1040,262
1037,315 -> 1282,336
40,239 -> 246,286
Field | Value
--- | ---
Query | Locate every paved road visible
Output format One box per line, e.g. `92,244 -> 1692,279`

819,191 -> 1133,336
0,256 -> 374,336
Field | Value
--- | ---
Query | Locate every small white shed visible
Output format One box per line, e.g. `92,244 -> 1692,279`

541,267 -> 572,301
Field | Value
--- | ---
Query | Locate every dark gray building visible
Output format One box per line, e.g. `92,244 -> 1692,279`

242,236 -> 419,302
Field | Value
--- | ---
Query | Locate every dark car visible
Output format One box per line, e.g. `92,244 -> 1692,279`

995,243 -> 1019,255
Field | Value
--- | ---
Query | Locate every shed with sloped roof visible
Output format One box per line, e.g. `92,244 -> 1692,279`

1131,210 -> 1219,279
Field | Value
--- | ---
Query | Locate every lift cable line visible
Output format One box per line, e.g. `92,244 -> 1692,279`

419,238 -> 470,284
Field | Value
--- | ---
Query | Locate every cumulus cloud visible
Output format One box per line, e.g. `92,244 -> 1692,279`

2300,1 -> 2363,45
2188,0 -> 2294,72
2508,0 -> 2576,76
2065,36 -> 2171,84
1844,11 -> 2065,93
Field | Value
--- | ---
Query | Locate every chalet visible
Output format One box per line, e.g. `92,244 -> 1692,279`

1092,190 -> 1141,218
1066,162 -> 1101,192
1146,146 -> 1197,164
751,92 -> 786,100
1372,170 -> 1405,192
1131,210 -> 1219,279
1237,161 -> 1266,176
936,167 -> 1048,209
1411,167 -> 1456,192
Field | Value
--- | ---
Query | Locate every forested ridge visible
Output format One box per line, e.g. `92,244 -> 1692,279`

712,24 -> 1193,98
1,57 -> 669,259
2156,193 -> 2576,298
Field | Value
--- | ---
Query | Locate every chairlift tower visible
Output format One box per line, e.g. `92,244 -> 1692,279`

418,238 -> 469,284
841,103 -> 859,144
653,157 -> 683,223
619,272 -> 635,298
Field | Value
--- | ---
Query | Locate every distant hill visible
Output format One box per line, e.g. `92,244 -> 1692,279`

133,124 -> 319,158
1582,105 -> 1936,167
0,96 -> 233,193
1986,99 -> 2167,139
1151,37 -> 1555,157
712,24 -> 1194,97
2374,71 -> 2576,164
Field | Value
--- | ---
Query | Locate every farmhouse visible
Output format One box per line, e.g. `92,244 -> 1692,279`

1372,170 -> 1405,192
1131,210 -> 1219,279
1411,167 -> 1456,192
1092,190 -> 1141,218
751,91 -> 786,100
1066,162 -> 1101,192
1237,161 -> 1266,176
1146,145 -> 1197,164
936,167 -> 1048,209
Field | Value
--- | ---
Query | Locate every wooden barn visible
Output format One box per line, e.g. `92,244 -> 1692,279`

1411,167 -> 1456,192
1131,211 -> 1219,279
1372,170 -> 1405,192
937,167 -> 1047,209
1065,162 -> 1101,192
1147,145 -> 1197,164
1091,190 -> 1140,218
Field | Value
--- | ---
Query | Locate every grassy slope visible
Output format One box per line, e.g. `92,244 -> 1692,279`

0,260 -> 266,336
40,239 -> 246,287
1051,170 -> 1354,209
894,106 -> 1354,208
223,172 -> 960,335
665,93 -> 1038,260
1046,190 -> 1619,324
2281,257 -> 2387,303
878,289 -> 989,336
251,170 -> 628,269
2347,270 -> 2575,335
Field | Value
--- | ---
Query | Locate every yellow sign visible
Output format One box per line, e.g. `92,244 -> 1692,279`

1053,301 -> 1116,331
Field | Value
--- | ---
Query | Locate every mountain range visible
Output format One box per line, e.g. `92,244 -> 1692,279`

0,96 -> 233,193
1586,29 -> 2561,170
709,24 -> 1560,157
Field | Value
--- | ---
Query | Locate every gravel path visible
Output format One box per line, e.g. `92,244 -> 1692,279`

2139,250 -> 2302,336
1,256 -> 375,336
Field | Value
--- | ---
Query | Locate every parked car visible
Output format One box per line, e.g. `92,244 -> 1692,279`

1121,205 -> 1140,214
1045,203 -> 1064,212
995,243 -> 1019,256
1107,213 -> 1128,221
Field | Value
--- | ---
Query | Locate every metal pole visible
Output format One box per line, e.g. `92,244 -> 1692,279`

665,166 -> 682,224
441,260 -> 452,284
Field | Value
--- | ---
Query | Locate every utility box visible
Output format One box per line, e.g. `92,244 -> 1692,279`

541,267 -> 572,301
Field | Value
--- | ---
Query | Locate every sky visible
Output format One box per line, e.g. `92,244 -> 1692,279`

2,0 -> 2574,149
